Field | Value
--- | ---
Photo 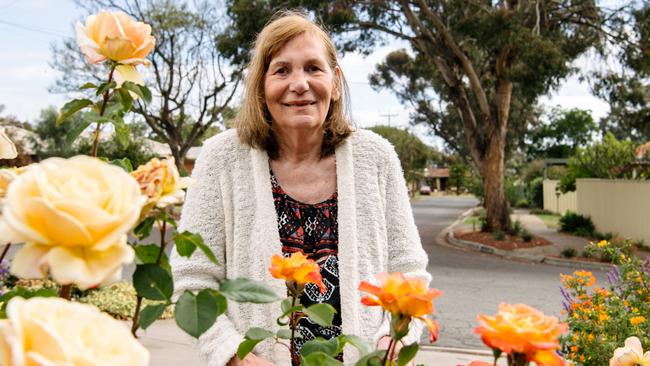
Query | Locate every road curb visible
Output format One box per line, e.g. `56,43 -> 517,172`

439,208 -> 616,271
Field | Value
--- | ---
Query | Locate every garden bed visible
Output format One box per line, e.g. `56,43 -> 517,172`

454,230 -> 552,250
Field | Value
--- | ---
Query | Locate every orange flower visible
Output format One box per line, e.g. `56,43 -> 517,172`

359,272 -> 442,342
475,303 -> 567,366
467,362 -> 492,366
574,270 -> 596,287
269,252 -> 325,293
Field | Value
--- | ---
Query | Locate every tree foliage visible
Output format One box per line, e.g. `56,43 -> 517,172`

559,133 -> 639,192
593,3 -> 650,143
31,106 -> 155,167
528,107 -> 598,159
367,125 -> 432,185
51,0 -> 242,172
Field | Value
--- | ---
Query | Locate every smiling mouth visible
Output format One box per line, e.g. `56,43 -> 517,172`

283,101 -> 316,107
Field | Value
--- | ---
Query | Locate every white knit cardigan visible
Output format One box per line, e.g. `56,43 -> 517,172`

170,128 -> 432,366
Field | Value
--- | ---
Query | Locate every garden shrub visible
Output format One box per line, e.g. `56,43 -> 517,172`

515,199 -> 529,208
79,281 -> 173,320
530,208 -> 555,215
510,220 -> 523,236
521,230 -> 533,242
560,240 -> 650,366
559,211 -> 595,235
492,231 -> 506,241
561,248 -> 577,258
527,177 -> 544,209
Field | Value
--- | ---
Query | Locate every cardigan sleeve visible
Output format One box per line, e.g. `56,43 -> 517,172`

383,144 -> 433,346
170,144 -> 245,366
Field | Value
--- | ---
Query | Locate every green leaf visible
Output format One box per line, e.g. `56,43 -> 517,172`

303,303 -> 336,327
117,88 -> 134,111
173,232 -> 197,257
111,115 -> 130,147
134,244 -> 160,264
79,82 -> 97,90
244,327 -> 274,341
301,352 -> 344,366
219,278 -> 280,303
122,81 -> 152,104
57,98 -> 93,126
139,303 -> 166,330
133,263 -> 173,301
134,217 -> 156,240
301,338 -> 340,358
64,118 -> 91,146
110,157 -> 133,172
354,350 -> 387,366
0,287 -> 58,318
214,292 -> 228,317
276,328 -> 293,339
174,289 -> 219,338
174,231 -> 217,264
397,343 -> 419,366
339,334 -> 371,356
96,80 -> 117,96
236,338 -> 261,360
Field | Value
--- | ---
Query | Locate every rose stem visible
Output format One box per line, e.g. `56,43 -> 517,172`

387,338 -> 399,364
0,243 -> 11,264
380,338 -> 395,366
289,294 -> 298,359
131,214 -> 168,337
90,64 -> 117,157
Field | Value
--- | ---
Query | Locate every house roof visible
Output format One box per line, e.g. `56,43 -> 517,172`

1,125 -> 38,155
426,167 -> 449,178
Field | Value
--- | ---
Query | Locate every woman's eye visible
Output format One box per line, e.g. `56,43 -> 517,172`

274,67 -> 287,75
307,65 -> 321,72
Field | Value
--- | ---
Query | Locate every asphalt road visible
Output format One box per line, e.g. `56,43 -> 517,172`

413,195 -> 608,349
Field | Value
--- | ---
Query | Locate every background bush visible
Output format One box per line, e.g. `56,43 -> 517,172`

559,211 -> 595,236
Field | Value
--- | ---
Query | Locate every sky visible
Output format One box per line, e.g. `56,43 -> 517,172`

0,0 -> 611,148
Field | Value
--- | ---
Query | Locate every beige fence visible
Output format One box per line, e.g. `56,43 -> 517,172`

577,179 -> 650,246
543,180 -> 578,214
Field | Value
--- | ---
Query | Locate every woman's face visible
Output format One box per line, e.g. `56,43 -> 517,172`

264,33 -> 339,133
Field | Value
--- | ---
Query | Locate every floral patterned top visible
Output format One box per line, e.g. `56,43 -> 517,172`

270,171 -> 342,365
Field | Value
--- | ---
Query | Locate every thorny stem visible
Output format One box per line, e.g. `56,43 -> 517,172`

131,212 -> 169,337
381,338 -> 395,366
289,295 -> 298,359
90,64 -> 117,157
0,243 -> 11,264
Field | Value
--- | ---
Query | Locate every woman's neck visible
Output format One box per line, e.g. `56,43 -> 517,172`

273,128 -> 324,163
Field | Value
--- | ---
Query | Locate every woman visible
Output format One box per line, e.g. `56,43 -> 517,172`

171,12 -> 431,366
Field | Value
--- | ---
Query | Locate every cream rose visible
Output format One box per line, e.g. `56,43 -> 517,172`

131,157 -> 191,215
0,297 -> 149,366
1,156 -> 146,289
0,166 -> 28,199
76,10 -> 155,66
0,128 -> 17,160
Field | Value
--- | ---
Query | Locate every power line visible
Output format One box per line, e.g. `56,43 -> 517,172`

0,19 -> 68,37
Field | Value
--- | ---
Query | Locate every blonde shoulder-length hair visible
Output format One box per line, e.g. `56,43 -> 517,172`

235,11 -> 353,158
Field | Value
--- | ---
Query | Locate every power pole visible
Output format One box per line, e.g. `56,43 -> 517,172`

379,112 -> 398,126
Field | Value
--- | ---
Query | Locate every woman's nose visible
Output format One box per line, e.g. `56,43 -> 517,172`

289,71 -> 309,93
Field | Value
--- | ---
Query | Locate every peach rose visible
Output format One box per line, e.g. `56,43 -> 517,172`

0,296 -> 149,366
131,157 -> 191,216
0,128 -> 17,160
475,303 -> 567,366
1,156 -> 146,289
76,10 -> 155,66
610,336 -> 650,366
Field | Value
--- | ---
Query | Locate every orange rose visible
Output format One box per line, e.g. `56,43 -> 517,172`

76,10 -> 155,66
475,303 -> 567,366
359,272 -> 442,342
269,252 -> 326,293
